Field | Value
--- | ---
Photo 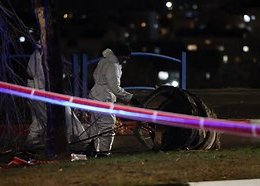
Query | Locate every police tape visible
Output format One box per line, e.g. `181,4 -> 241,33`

0,81 -> 260,138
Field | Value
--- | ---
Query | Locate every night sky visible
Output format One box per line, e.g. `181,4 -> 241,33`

6,0 -> 260,88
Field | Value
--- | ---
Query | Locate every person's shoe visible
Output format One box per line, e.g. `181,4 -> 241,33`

94,151 -> 111,158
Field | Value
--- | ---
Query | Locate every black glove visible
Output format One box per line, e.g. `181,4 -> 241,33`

129,96 -> 142,107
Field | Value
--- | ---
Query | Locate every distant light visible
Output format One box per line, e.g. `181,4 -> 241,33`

187,44 -> 198,51
188,21 -> 195,29
238,23 -> 245,29
19,36 -> 25,43
29,29 -> 33,33
178,6 -> 183,10
251,15 -> 256,20
243,46 -> 249,52
154,47 -> 160,54
235,56 -> 241,63
192,4 -> 198,10
158,71 -> 169,80
204,39 -> 211,45
205,72 -> 211,80
185,11 -> 194,18
141,22 -> 147,28
81,14 -> 87,19
124,32 -> 130,38
64,12 -> 73,19
166,13 -> 173,19
246,26 -> 252,32
153,24 -> 159,29
166,2 -> 173,9
68,13 -> 73,19
129,24 -> 135,29
218,45 -> 225,52
160,28 -> 168,36
171,80 -> 179,87
223,55 -> 228,63
244,15 -> 251,22
226,24 -> 232,30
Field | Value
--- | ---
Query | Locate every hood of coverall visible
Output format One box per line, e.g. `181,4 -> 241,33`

102,48 -> 118,62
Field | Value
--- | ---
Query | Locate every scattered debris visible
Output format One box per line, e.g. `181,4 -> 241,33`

70,153 -> 87,161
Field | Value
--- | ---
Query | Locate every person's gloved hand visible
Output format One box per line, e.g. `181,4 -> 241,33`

129,96 -> 142,107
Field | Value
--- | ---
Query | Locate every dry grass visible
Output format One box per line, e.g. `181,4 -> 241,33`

1,147 -> 260,185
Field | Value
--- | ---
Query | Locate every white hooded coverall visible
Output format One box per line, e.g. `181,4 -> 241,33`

26,46 -> 87,149
26,47 -> 46,145
88,48 -> 133,153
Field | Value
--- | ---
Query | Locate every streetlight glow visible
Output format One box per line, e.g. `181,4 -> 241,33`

158,71 -> 169,80
19,36 -> 25,42
166,2 -> 173,8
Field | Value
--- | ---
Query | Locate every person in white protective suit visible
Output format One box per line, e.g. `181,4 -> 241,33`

26,41 -> 87,150
26,41 -> 46,146
87,44 -> 139,158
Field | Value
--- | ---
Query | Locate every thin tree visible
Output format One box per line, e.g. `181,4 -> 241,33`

33,0 -> 67,159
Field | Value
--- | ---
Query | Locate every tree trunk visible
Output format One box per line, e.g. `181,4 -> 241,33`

33,0 -> 67,159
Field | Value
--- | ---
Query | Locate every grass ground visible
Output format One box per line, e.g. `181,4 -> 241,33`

1,147 -> 260,185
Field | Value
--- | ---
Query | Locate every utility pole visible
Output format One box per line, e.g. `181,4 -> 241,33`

33,0 -> 67,159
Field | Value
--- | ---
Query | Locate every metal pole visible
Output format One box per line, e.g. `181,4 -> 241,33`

181,52 -> 187,90
72,54 -> 80,96
82,54 -> 88,98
